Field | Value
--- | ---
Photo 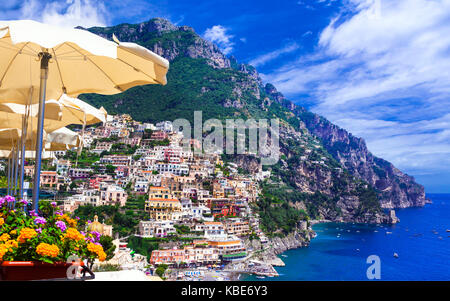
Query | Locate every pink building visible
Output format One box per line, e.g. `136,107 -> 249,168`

100,185 -> 127,207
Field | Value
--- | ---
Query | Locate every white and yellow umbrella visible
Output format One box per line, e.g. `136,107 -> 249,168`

0,127 -> 81,196
0,20 -> 169,208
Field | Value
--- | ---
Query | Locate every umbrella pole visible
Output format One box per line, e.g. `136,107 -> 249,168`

11,147 -> 15,200
32,52 -> 52,212
19,117 -> 26,199
14,141 -> 19,197
7,156 -> 11,195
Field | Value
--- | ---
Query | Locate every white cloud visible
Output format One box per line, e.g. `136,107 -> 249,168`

203,25 -> 235,55
249,42 -> 300,67
8,0 -> 108,28
263,0 -> 450,179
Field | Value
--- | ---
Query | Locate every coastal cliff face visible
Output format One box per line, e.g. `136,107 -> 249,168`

292,108 -> 426,209
81,18 -> 426,228
244,230 -> 313,264
261,83 -> 427,209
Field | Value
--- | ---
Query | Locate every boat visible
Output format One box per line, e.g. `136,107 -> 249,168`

446,229 -> 450,232
393,253 -> 399,258
256,276 -> 266,279
281,255 -> 288,258
386,232 -> 392,235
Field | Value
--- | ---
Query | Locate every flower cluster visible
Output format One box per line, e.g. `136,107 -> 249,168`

0,240 -> 18,260
17,228 -> 37,243
34,217 -> 47,225
57,214 -> 78,228
55,221 -> 67,232
0,233 -> 10,242
63,228 -> 85,241
0,196 -> 110,264
87,242 -> 106,261
36,243 -> 59,258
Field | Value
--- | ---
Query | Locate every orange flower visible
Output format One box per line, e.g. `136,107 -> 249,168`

0,233 -> 10,242
0,244 -> 9,260
87,242 -> 106,261
0,240 -> 16,260
58,214 -> 77,227
36,243 -> 59,258
63,228 -> 85,241
5,240 -> 18,249
0,217 -> 4,226
17,228 -> 37,243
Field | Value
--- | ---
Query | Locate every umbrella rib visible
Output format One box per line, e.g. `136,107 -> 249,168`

52,48 -> 67,93
0,42 -> 30,87
64,42 -> 122,91
117,58 -> 164,85
0,42 -> 35,56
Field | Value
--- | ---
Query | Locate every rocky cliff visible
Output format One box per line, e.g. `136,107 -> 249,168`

263,84 -> 427,209
80,18 -> 427,229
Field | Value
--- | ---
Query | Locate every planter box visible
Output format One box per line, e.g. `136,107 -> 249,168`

0,261 -> 84,281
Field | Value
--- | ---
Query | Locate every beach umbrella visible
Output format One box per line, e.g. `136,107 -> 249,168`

0,127 -> 81,197
0,20 -> 169,209
0,97 -> 106,125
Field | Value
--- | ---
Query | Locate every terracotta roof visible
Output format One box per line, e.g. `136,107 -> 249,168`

148,198 -> 180,202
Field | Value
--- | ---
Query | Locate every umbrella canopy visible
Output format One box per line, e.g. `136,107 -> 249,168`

0,110 -> 68,133
0,127 -> 81,153
0,96 -> 106,125
0,20 -> 169,207
0,20 -> 169,104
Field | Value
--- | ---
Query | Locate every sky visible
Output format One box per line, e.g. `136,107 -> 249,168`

1,0 -> 450,193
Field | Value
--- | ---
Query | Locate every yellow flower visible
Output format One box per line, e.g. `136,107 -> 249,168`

10,230 -> 16,235
0,217 -> 4,226
17,228 -> 37,243
63,215 -> 78,227
87,242 -> 106,261
5,240 -> 18,249
0,244 -> 9,260
0,240 -> 16,260
0,233 -> 10,242
36,243 -> 59,258
63,228 -> 85,241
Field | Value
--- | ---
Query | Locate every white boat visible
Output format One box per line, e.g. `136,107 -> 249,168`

281,255 -> 288,258
256,276 -> 266,279
393,253 -> 399,258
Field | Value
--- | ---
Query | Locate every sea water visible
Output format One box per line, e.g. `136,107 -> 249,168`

243,194 -> 450,281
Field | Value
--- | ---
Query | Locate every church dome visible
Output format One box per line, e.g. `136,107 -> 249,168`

88,215 -> 104,233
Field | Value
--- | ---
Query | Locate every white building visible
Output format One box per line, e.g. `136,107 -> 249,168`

138,220 -> 176,238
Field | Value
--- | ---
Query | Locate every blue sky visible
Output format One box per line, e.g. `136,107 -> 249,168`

2,0 -> 450,193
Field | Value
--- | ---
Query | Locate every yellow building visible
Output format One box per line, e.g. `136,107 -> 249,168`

146,198 -> 182,221
87,215 -> 113,237
148,186 -> 172,199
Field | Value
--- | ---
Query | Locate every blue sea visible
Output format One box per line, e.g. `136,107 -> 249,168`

243,194 -> 450,281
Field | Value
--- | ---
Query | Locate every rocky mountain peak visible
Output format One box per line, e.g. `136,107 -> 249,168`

139,17 -> 179,34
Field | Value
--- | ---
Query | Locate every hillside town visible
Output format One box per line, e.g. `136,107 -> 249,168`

11,113 -> 292,280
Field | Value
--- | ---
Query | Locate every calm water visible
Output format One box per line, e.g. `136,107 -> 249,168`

243,194 -> 450,281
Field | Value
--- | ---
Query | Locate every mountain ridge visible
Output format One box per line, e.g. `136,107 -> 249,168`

78,18 -> 426,229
